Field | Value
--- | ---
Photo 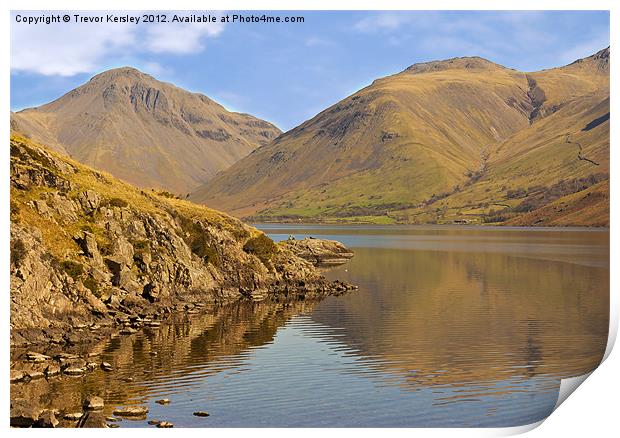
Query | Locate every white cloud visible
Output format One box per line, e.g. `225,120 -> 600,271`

11,13 -> 135,76
145,13 -> 225,54
11,11 -> 225,76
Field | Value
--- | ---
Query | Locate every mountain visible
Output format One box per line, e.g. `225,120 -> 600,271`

11,67 -> 281,194
191,48 -> 609,226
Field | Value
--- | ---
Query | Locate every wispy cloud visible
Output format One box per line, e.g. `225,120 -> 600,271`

305,36 -> 334,47
11,11 -> 225,76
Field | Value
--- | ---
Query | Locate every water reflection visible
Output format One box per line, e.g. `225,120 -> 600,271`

11,226 -> 609,427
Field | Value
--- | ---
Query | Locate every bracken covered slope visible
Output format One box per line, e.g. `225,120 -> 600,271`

191,48 -> 609,226
9,135 -> 351,347
11,68 -> 281,194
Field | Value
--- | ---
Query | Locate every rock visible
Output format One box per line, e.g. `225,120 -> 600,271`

64,366 -> 86,376
193,411 -> 210,417
44,364 -> 61,377
25,351 -> 50,363
106,416 -> 120,422
64,412 -> 83,421
157,421 -> 174,428
108,423 -> 120,428
120,327 -> 137,334
83,395 -> 105,410
113,406 -> 149,417
78,411 -> 108,428
78,190 -> 101,213
101,361 -> 113,371
279,237 -> 354,266
35,409 -> 59,427
27,370 -> 45,380
10,399 -> 42,427
155,399 -> 170,405
10,369 -> 27,383
148,419 -> 162,425
86,362 -> 98,371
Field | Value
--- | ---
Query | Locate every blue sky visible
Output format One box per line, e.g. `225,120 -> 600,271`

11,10 -> 610,131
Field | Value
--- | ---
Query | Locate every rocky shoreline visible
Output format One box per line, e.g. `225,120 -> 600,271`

10,135 -> 357,427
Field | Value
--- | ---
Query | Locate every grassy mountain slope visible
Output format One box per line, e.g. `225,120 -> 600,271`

191,49 -> 609,226
11,68 -> 281,195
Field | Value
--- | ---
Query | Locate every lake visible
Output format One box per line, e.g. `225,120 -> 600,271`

12,225 -> 609,427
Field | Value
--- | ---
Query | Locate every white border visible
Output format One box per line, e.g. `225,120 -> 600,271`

3,1 -> 617,437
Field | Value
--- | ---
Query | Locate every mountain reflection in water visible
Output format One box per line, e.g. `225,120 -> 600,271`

12,226 -> 609,427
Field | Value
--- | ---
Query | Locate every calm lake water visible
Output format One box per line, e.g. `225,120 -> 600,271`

13,225 -> 609,427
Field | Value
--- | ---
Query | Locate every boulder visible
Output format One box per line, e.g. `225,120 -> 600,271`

35,409 -> 59,428
279,237 -> 354,266
10,399 -> 42,427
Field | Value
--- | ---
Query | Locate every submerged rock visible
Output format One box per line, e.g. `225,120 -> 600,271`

157,421 -> 174,428
280,237 -> 354,266
193,411 -> 210,417
155,399 -> 170,405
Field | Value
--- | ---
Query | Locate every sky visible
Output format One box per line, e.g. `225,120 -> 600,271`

10,10 -> 610,131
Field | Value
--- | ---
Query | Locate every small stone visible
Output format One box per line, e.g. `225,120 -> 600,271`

35,409 -> 59,427
121,327 -> 138,335
193,411 -> 210,417
155,399 -> 170,405
106,416 -> 121,422
113,406 -> 149,417
83,395 -> 105,410
44,364 -> 61,377
101,362 -> 113,371
157,421 -> 174,428
64,367 -> 86,376
10,370 -> 27,383
86,362 -> 98,371
64,412 -> 83,421
108,423 -> 120,428
148,419 -> 161,425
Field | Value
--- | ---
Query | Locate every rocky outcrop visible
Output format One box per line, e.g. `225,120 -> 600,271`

280,237 -> 354,266
10,135 -> 356,348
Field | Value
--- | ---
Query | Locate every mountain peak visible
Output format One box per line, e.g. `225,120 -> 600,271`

403,56 -> 506,74
89,66 -> 154,83
567,46 -> 610,72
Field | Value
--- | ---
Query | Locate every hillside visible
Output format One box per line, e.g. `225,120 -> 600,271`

191,48 -> 609,226
9,134 -> 352,347
11,68 -> 281,194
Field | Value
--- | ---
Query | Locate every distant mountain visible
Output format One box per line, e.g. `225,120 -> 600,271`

11,67 -> 281,194
191,48 -> 609,226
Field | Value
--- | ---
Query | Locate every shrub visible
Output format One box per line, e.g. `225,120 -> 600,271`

61,260 -> 84,280
82,276 -> 99,296
132,240 -> 149,251
243,234 -> 278,264
108,197 -> 128,208
10,239 -> 27,266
